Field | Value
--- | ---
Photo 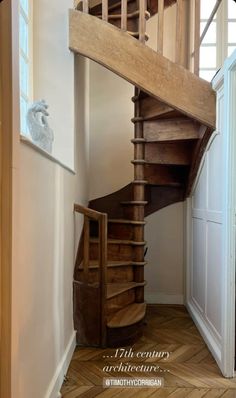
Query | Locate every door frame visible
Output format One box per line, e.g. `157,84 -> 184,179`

0,0 -> 15,396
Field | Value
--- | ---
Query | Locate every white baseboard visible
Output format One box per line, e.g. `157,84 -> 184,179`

145,292 -> 184,305
186,300 -> 222,370
45,331 -> 76,398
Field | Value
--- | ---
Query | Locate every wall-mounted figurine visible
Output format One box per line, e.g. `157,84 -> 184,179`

27,100 -> 54,153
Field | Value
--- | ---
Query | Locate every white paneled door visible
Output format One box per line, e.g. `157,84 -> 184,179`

186,50 -> 236,377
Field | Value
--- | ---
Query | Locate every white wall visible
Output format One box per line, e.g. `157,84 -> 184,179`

33,0 -> 75,169
145,203 -> 184,304
12,0 -> 90,394
186,50 -> 236,377
89,61 -> 134,200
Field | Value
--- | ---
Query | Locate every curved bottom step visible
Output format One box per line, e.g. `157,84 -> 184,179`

107,302 -> 146,328
107,319 -> 145,347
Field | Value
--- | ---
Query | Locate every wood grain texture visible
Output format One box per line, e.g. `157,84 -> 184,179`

0,2 -> 14,397
107,281 -> 146,299
145,141 -> 194,165
144,164 -> 189,186
138,0 -> 146,43
175,0 -> 187,67
107,302 -> 146,327
144,119 -> 200,141
121,0 -> 127,30
62,305 -> 236,397
102,0 -> 108,21
69,10 -> 216,128
139,95 -> 176,120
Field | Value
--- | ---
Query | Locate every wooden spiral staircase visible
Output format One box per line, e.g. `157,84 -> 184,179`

70,0 -> 216,347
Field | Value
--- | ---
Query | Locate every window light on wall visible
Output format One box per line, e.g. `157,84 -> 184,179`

19,0 -> 31,137
199,0 -> 236,81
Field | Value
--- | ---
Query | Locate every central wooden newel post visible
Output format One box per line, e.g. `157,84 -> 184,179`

131,0 -> 148,304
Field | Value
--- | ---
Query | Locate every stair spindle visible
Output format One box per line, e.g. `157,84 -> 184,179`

175,0 -> 185,66
139,0 -> 146,43
83,0 -> 89,13
83,216 -> 90,283
102,0 -> 108,21
157,0 -> 164,54
99,214 -> 108,347
121,0 -> 128,31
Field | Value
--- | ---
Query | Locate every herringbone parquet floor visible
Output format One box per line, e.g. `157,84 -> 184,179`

61,305 -> 236,397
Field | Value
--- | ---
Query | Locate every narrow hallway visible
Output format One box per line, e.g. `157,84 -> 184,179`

61,305 -> 236,397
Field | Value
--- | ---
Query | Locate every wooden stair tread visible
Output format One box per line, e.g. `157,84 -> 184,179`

107,282 -> 146,299
108,219 -> 146,225
107,302 -> 147,327
149,182 -> 183,187
79,260 -> 133,269
90,238 -> 146,246
121,200 -> 148,205
78,260 -> 147,269
143,119 -> 200,142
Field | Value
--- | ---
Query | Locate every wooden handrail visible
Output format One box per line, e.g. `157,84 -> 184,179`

74,203 -> 108,346
74,203 -> 106,220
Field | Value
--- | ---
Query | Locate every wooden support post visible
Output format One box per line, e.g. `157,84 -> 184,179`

121,0 -> 127,31
194,0 -> 200,75
99,214 -> 108,347
102,0 -> 108,21
139,0 -> 146,43
157,0 -> 164,54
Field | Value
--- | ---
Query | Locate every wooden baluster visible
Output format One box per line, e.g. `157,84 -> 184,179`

102,0 -> 108,21
157,0 -> 164,54
175,0 -> 185,66
99,214 -> 108,347
83,216 -> 90,283
121,0 -> 127,31
83,0 -> 89,13
139,0 -> 146,43
193,0 -> 200,75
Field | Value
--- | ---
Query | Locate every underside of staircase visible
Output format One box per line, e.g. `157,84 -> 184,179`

71,0 -> 216,347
